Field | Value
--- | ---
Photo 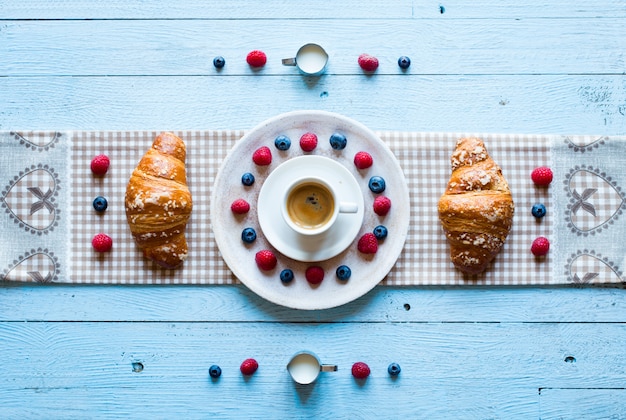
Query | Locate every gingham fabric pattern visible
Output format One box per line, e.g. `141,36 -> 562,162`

2,130 -> 625,286
70,131 -> 553,285
71,130 -> 239,284
382,131 -> 553,286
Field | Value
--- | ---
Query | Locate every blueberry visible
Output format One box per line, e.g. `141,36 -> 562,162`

213,56 -> 225,69
336,265 -> 352,281
398,56 -> 411,69
274,135 -> 291,151
93,196 -> 108,212
280,269 -> 294,283
209,365 -> 222,378
241,172 -> 255,186
241,227 -> 257,243
368,176 -> 386,193
531,203 -> 546,218
387,362 -> 401,376
373,225 -> 388,240
329,132 -> 347,150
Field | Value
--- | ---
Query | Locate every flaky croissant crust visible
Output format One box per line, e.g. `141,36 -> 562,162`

438,137 -> 514,274
125,132 -> 193,268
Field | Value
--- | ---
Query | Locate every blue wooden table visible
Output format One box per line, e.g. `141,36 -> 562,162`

1,2 -> 625,418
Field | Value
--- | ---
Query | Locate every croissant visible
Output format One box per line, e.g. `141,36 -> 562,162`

437,137 -> 514,274
125,132 -> 193,268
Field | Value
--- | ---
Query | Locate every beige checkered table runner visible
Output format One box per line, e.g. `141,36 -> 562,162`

2,131 -> 625,286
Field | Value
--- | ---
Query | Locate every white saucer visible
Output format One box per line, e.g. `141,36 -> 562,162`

258,156 -> 364,262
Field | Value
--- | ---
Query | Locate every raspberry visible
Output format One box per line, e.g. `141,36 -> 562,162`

299,132 -> 318,152
351,362 -> 370,379
92,233 -> 113,252
357,233 -> 378,254
252,146 -> 272,166
255,249 -> 277,271
230,199 -> 250,214
531,237 -> 550,256
373,196 -> 391,216
305,266 -> 324,285
354,151 -> 373,169
531,167 -> 553,186
358,54 -> 379,72
246,50 -> 267,67
90,154 -> 110,176
240,358 -> 259,376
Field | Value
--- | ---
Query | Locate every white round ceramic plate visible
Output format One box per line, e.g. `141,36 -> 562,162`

211,110 -> 410,310
258,155 -> 365,262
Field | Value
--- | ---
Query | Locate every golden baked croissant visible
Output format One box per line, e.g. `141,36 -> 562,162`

437,137 -> 514,274
125,132 -> 193,268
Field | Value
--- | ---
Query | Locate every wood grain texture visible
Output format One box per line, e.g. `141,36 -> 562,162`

0,321 -> 624,419
1,284 -> 625,323
539,388 -> 626,419
1,75 -> 624,133
1,0 -> 625,19
1,19 -> 624,76
1,1 -> 625,418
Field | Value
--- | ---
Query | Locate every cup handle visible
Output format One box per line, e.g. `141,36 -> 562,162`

339,202 -> 358,214
320,364 -> 338,372
282,57 -> 297,66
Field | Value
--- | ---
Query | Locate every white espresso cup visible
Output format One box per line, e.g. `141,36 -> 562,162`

287,351 -> 337,385
282,176 -> 358,236
282,43 -> 329,76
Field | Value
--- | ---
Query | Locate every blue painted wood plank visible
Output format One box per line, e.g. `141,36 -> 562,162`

1,19 -> 624,76
1,284 -> 625,323
539,388 -> 626,419
0,75 -> 624,134
0,0 -> 416,20
0,321 -> 624,418
1,0 -> 624,19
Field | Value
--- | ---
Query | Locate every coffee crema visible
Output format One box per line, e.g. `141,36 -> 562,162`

286,182 -> 335,229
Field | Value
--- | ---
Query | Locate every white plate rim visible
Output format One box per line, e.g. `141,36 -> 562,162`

210,110 -> 410,310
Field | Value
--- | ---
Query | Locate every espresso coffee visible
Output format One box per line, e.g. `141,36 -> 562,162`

286,182 -> 335,230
